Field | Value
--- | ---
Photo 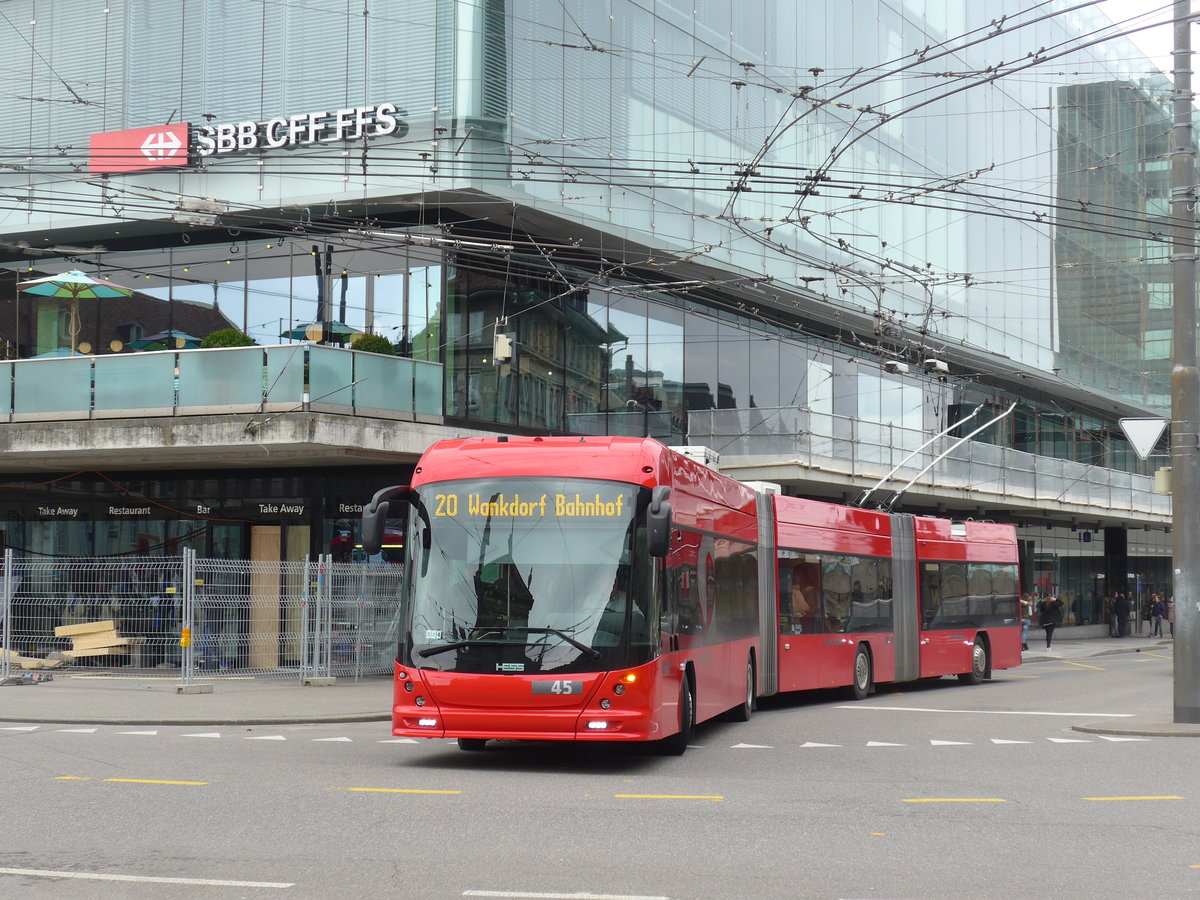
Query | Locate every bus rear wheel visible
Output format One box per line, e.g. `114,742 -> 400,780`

457,738 -> 488,751
958,638 -> 988,685
659,680 -> 694,755
848,645 -> 873,701
726,658 -> 755,722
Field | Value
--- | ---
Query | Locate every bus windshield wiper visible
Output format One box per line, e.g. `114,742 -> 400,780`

419,627 -> 601,660
520,626 -> 602,660
417,637 -> 520,658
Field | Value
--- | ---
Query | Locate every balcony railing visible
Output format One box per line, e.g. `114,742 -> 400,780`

0,344 -> 443,422
688,406 -> 1170,522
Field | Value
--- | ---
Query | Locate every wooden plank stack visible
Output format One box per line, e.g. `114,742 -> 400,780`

54,620 -> 129,661
0,646 -> 61,669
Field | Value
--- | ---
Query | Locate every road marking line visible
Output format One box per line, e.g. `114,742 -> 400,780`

117,730 -> 158,736
991,739 -> 1032,744
334,787 -> 461,795
866,741 -> 906,747
1084,796 -> 1182,802
1144,652 -> 1173,660
313,737 -> 352,742
0,866 -> 291,888
903,798 -> 1005,803
837,705 -> 1133,717
183,732 -> 221,738
930,740 -> 972,746
1047,738 -> 1091,743
464,891 -> 669,899
54,728 -> 97,733
54,776 -> 90,780
1059,660 -> 1104,670
103,778 -> 208,786
1096,735 -> 1152,742
0,725 -> 38,731
246,735 -> 286,741
731,742 -> 773,749
379,738 -> 419,743
614,793 -> 723,801
800,741 -> 841,748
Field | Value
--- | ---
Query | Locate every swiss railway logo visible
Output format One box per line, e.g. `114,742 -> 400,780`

140,130 -> 185,160
89,123 -> 190,174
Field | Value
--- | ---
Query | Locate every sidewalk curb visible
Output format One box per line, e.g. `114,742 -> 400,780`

0,713 -> 391,726
1072,721 -> 1200,738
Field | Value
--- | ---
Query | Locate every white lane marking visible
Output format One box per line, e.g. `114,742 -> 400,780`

0,725 -> 39,731
1048,737 -> 1091,743
991,739 -> 1032,744
1096,735 -> 1151,742
0,866 -> 292,888
313,737 -> 352,742
378,738 -> 419,743
865,741 -> 906,747
836,705 -> 1134,717
930,740 -> 972,746
183,732 -> 221,738
246,735 -> 286,741
54,728 -> 97,734
731,743 -> 773,749
117,730 -> 159,736
464,892 -> 668,900
800,741 -> 841,748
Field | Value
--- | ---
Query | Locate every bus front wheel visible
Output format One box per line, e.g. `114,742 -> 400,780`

659,680 -> 694,755
959,638 -> 988,685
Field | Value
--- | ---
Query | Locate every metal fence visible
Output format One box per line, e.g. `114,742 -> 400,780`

0,549 -> 403,682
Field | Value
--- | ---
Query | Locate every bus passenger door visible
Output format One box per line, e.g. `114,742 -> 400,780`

777,555 -> 821,692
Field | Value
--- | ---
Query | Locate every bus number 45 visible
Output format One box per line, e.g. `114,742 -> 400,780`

532,680 -> 583,695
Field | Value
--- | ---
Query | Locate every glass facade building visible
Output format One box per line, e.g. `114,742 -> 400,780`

0,1 -> 1178,621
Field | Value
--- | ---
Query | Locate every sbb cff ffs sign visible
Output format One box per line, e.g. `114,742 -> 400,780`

88,102 -> 407,175
89,123 -> 190,174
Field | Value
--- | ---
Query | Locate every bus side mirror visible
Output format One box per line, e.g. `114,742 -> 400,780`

362,485 -> 411,555
647,485 -> 672,557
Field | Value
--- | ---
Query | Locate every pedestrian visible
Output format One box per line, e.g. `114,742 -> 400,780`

1151,593 -> 1165,639
1114,592 -> 1130,637
1040,594 -> 1064,650
1107,594 -> 1118,638
1167,595 -> 1175,638
1019,592 -> 1034,651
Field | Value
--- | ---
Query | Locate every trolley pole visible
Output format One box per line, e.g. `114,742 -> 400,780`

1171,0 -> 1200,723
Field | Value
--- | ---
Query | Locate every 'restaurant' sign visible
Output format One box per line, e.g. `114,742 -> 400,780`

88,101 -> 407,175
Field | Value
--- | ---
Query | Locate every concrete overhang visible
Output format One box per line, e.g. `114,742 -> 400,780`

0,413 -> 494,474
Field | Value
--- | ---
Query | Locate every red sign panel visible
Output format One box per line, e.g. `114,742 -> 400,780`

89,123 -> 190,174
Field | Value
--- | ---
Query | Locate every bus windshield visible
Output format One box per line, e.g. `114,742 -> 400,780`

404,477 -> 653,674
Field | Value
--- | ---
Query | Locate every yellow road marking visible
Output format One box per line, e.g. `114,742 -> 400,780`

103,778 -> 208,786
902,798 -> 1005,803
869,832 -> 886,836
1084,795 -> 1182,802
1144,652 -> 1173,660
614,793 -> 724,801
1059,660 -> 1104,670
335,787 -> 461,795
54,776 -> 90,781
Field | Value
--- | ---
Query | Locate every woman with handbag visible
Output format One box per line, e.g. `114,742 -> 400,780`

1039,595 -> 1064,651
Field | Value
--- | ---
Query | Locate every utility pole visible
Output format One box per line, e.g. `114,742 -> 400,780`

1171,0 -> 1200,723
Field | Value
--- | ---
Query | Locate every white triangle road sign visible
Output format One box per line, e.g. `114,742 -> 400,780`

1119,417 -> 1167,461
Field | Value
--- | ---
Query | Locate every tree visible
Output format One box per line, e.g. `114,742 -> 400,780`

350,332 -> 395,355
200,328 -> 255,348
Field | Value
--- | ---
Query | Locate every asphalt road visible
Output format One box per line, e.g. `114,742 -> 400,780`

1,646 -> 1194,899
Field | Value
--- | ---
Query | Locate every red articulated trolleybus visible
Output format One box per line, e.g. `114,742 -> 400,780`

361,436 -> 1020,754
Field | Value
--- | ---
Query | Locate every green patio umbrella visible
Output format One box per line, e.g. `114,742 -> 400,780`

280,321 -> 360,343
129,329 -> 201,350
19,270 -> 133,354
